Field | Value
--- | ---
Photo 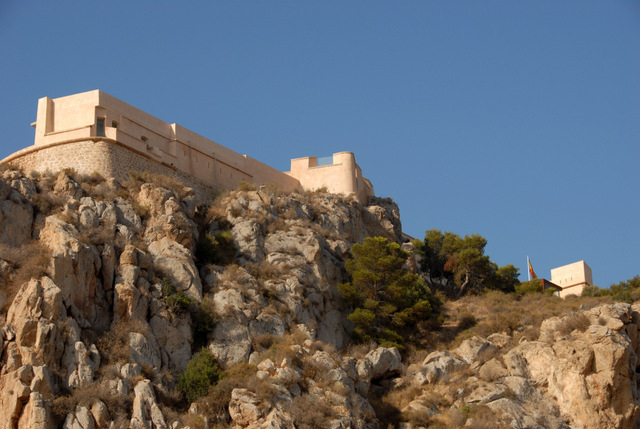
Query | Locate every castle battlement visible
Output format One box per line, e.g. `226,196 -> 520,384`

2,90 -> 374,203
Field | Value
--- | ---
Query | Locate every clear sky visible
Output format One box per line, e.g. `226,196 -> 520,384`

1,1 -> 638,288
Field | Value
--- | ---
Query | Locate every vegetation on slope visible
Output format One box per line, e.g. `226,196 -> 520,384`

1,164 -> 638,429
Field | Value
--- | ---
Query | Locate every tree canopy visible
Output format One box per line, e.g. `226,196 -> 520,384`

414,229 -> 519,297
338,237 -> 438,348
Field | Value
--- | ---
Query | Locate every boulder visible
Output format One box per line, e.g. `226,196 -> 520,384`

229,388 -> 264,427
6,277 -> 66,368
454,336 -> 497,365
41,217 -> 109,332
131,380 -> 167,429
366,347 -> 402,380
148,238 -> 202,301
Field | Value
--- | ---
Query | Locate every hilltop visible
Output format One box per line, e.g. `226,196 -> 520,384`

0,166 -> 638,429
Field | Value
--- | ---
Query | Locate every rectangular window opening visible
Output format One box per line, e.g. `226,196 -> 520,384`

111,121 -> 118,129
96,118 -> 106,137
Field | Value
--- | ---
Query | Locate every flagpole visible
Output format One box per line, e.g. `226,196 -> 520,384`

527,256 -> 531,281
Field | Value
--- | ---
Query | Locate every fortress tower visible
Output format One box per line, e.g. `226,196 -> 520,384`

550,260 -> 593,298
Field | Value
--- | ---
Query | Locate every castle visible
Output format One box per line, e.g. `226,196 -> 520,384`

0,90 -> 374,203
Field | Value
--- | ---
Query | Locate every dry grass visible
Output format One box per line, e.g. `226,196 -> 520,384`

236,181 -> 256,192
192,362 -> 278,425
126,170 -> 190,201
555,312 -> 592,336
30,192 -> 67,215
285,394 -> 337,429
78,222 -> 116,245
96,319 -> 151,364
251,333 -> 278,351
255,335 -> 303,368
344,341 -> 378,360
51,381 -> 131,427
0,241 -> 50,311
422,291 -> 612,352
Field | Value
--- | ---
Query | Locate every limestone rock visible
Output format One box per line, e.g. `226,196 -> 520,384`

129,332 -> 162,371
0,365 -> 33,429
6,277 -> 66,368
0,189 -> 33,247
366,347 -> 402,380
113,281 -> 149,323
138,185 -> 197,251
229,388 -> 264,427
148,238 -> 202,301
131,379 -> 167,429
454,336 -> 497,365
63,405 -> 95,429
17,391 -> 53,429
113,197 -> 142,232
504,304 -> 640,429
413,351 -> 466,385
40,216 -> 109,332
53,172 -> 82,199
149,311 -> 192,372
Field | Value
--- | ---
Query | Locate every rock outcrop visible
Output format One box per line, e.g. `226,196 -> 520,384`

404,303 -> 640,429
1,167 -> 639,429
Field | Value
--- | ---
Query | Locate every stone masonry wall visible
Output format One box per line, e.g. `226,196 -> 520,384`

4,139 -> 219,199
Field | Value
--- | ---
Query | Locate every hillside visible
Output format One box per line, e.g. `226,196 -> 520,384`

0,167 -> 638,429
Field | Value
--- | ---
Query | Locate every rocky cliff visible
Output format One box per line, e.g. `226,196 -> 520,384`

0,167 -> 638,429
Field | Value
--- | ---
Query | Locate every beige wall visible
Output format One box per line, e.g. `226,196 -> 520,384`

27,90 -> 303,193
551,260 -> 593,298
5,90 -> 373,203
2,139 -> 217,199
287,152 -> 374,202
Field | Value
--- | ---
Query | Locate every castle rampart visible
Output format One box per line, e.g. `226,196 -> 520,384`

2,90 -> 374,202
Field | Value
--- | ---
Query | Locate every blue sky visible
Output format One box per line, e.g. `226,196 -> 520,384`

1,1 -> 639,287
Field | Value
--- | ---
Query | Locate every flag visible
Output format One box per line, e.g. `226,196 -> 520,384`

528,257 -> 537,280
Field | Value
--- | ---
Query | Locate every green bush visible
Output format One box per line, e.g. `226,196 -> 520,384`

581,284 -> 601,297
178,349 -> 223,403
196,230 -> 237,266
162,277 -> 192,312
192,297 -> 217,350
515,280 -> 543,295
339,237 -> 439,348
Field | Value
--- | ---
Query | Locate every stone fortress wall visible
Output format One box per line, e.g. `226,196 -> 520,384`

1,90 -> 374,202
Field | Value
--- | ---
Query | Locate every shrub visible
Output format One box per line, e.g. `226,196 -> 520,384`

30,192 -> 67,215
178,349 -> 223,403
78,222 -> 116,245
126,170 -> 189,200
557,312 -> 591,336
237,181 -> 256,192
286,395 -> 337,429
339,237 -> 439,348
458,312 -> 477,330
581,284 -> 601,297
196,230 -> 237,267
51,382 -> 132,427
194,362 -> 259,423
0,241 -> 51,310
162,277 -> 192,313
515,280 -> 543,295
192,297 -> 217,350
288,395 -> 337,429
97,319 -> 151,363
